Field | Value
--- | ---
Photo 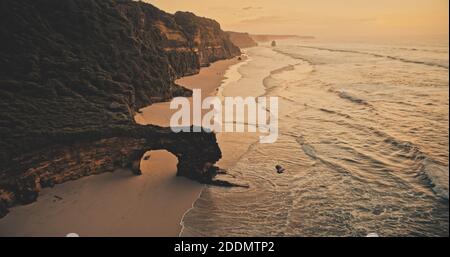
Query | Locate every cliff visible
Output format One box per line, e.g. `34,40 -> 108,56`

0,0 -> 241,217
226,31 -> 258,48
174,12 -> 241,67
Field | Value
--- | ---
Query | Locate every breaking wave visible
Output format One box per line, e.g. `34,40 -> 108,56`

297,45 -> 449,69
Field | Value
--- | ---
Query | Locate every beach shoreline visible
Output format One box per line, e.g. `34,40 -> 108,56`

135,57 -> 243,126
0,57 -> 242,237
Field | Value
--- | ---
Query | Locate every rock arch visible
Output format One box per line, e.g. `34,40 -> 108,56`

0,125 -> 224,217
127,125 -> 223,183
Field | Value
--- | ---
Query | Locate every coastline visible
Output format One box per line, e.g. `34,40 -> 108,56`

0,57 -> 242,237
135,57 -> 242,126
136,55 -> 259,171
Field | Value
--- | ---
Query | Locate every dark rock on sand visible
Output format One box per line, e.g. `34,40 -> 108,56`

0,201 -> 8,218
276,165 -> 285,174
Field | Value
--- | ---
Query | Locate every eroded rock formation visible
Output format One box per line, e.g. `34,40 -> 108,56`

0,0 -> 241,217
0,125 -> 223,215
226,31 -> 258,48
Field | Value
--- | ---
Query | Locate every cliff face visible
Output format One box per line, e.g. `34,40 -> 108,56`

0,0 -> 241,217
226,31 -> 258,49
174,12 -> 241,67
116,5 -> 240,75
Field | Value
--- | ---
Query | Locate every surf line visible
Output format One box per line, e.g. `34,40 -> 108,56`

169,89 -> 279,144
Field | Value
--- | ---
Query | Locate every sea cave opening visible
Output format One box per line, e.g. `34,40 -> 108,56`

138,150 -> 179,178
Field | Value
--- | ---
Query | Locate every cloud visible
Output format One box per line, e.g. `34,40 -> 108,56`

242,6 -> 263,11
238,16 -> 300,24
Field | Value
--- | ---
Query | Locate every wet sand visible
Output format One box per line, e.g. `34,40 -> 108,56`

0,57 -> 241,237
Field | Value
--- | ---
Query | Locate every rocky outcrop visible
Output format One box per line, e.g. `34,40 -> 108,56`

0,125 -> 223,217
174,12 -> 241,67
226,31 -> 258,48
116,4 -> 240,76
0,0 -> 241,217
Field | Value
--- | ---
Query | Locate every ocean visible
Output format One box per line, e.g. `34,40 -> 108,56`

181,39 -> 449,237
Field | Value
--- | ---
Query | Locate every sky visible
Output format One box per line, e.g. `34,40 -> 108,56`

146,0 -> 449,41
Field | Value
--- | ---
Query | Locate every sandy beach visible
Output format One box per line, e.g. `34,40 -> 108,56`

0,57 -> 241,237
135,58 -> 242,126
136,56 -> 259,170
